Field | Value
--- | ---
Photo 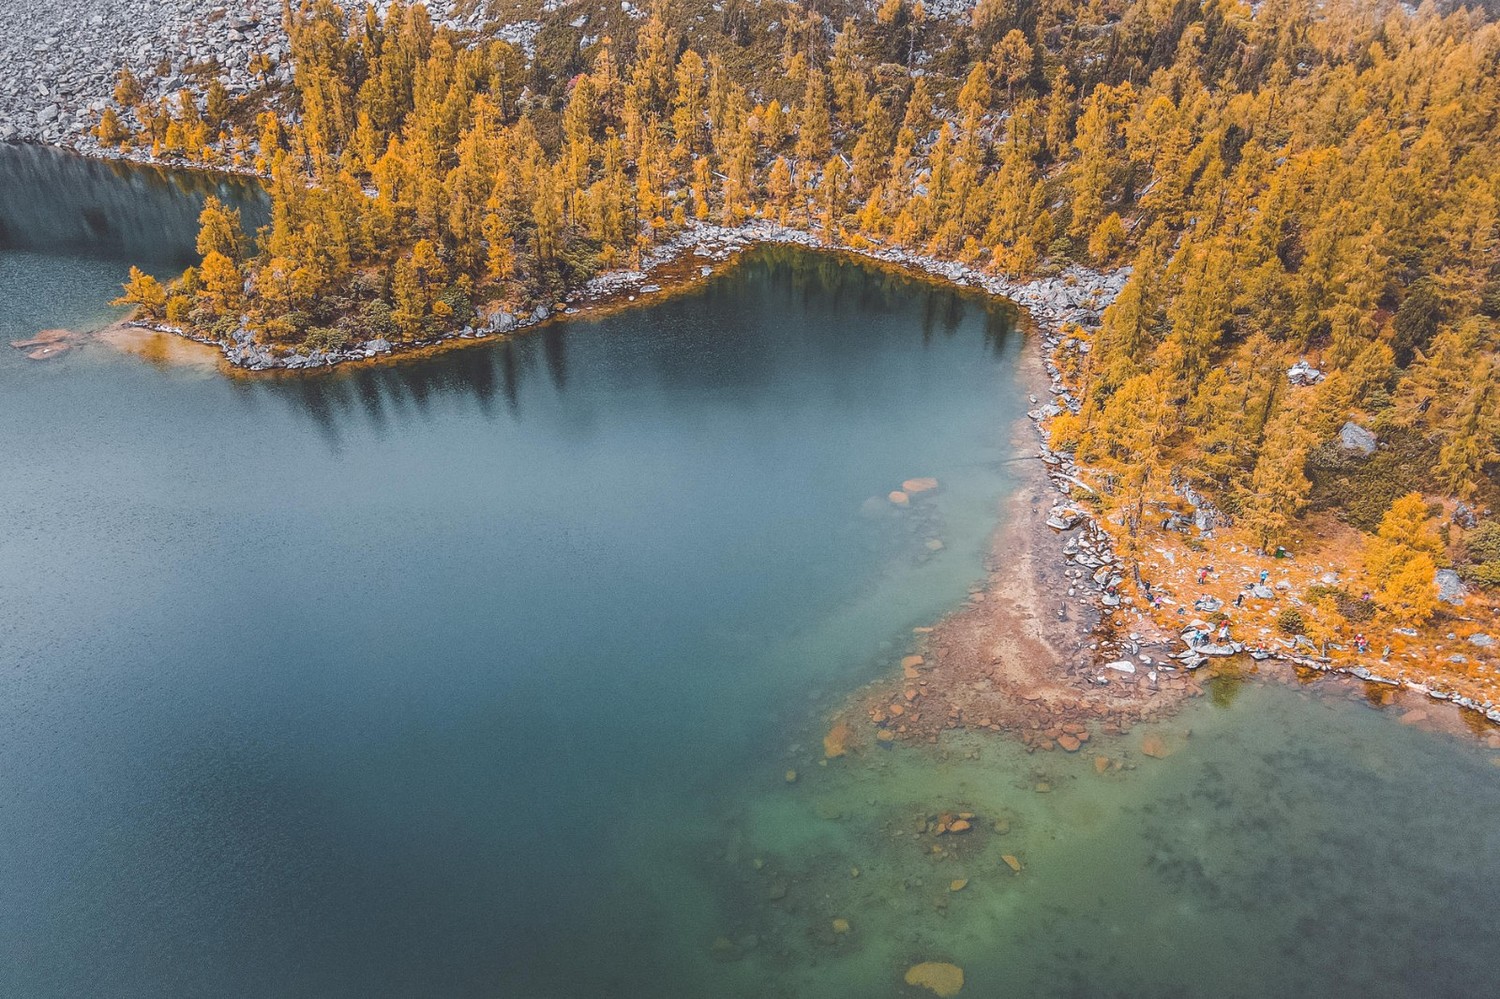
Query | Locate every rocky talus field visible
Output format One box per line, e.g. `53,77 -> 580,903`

0,0 -> 485,150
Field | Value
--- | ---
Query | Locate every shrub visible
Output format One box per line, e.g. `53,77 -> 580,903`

1460,522 -> 1500,588
259,315 -> 299,342
1277,609 -> 1306,635
439,285 -> 474,327
1307,584 -> 1376,623
302,326 -> 350,352
360,299 -> 399,338
1462,561 -> 1500,586
1466,522 -> 1500,563
165,294 -> 192,324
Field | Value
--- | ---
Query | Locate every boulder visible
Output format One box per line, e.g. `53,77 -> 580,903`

1470,633 -> 1495,648
1452,503 -> 1478,530
1436,569 -> 1467,606
1338,421 -> 1378,456
1046,506 -> 1082,530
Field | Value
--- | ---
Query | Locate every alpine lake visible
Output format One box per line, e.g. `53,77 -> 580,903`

2,145 -> 1498,999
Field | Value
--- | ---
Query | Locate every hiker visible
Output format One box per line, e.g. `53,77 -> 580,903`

1198,567 -> 1209,585
1234,591 -> 1244,608
1259,569 -> 1270,584
1217,622 -> 1230,642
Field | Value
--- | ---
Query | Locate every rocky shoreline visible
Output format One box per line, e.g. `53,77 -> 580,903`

121,218 -> 1128,372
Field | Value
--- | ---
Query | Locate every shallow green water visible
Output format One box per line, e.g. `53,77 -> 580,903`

1,147 -> 1497,999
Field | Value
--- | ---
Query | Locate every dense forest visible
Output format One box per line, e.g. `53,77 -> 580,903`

105,0 -> 1500,617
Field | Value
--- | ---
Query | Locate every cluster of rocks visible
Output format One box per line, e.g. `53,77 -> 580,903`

131,298 -> 566,370
1287,357 -> 1325,386
0,0 -> 284,147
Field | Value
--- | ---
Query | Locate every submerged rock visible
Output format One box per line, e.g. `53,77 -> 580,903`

888,490 -> 910,507
823,722 -> 852,759
902,477 -> 939,496
905,962 -> 965,997
1141,733 -> 1172,759
10,328 -> 70,349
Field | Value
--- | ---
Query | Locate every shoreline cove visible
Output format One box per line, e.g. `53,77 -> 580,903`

29,138 -> 1497,739
118,217 -> 1127,373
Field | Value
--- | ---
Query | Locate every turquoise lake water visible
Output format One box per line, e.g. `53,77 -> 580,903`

2,146 -> 1498,998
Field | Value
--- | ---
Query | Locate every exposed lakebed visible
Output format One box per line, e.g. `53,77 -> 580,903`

2,146 -> 1498,998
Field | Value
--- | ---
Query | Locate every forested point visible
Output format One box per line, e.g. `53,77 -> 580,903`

105,0 -> 1498,622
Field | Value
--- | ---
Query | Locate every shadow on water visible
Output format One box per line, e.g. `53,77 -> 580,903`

244,246 -> 1022,451
0,145 -> 266,269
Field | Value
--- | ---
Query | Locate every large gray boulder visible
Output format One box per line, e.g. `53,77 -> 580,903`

1338,421 -> 1377,456
1436,568 -> 1467,605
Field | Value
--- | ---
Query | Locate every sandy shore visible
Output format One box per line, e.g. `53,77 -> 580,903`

829,347 -> 1203,757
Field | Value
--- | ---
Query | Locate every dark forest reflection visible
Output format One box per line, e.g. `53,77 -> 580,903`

253,247 -> 1021,448
0,145 -> 266,267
